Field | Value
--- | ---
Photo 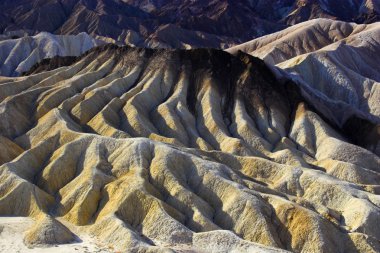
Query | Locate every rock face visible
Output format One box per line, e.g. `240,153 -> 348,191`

0,32 -> 100,77
0,0 -> 379,49
0,45 -> 379,252
228,19 -> 380,126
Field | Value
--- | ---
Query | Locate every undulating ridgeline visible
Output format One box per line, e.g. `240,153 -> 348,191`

0,45 -> 379,252
0,0 -> 379,48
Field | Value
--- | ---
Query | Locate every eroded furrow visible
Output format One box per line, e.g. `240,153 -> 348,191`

0,45 -> 379,252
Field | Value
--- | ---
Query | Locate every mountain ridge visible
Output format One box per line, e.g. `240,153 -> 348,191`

1,0 -> 379,48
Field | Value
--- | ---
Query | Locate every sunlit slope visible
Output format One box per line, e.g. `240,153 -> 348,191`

0,45 -> 379,252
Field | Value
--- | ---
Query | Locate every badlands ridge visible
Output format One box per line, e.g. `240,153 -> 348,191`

228,19 -> 380,123
0,40 -> 379,252
0,32 -> 100,77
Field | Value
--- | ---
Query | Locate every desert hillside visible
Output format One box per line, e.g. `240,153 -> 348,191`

0,45 -> 379,252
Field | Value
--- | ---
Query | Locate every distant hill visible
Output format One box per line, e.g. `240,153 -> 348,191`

0,0 -> 379,48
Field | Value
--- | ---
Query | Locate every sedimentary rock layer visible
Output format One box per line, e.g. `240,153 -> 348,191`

0,45 -> 380,252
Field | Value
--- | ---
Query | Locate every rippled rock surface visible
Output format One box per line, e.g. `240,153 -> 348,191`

0,45 -> 379,252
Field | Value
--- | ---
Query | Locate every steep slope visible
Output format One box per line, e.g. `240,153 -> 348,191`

0,45 -> 379,252
0,0 -> 379,49
0,32 -> 101,77
227,19 -> 380,124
